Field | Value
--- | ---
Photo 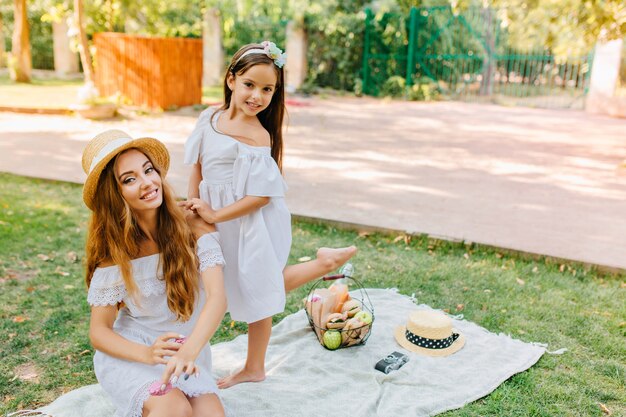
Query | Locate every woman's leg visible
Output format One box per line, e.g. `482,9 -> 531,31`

143,389 -> 192,417
217,316 -> 272,389
188,393 -> 225,417
283,246 -> 357,292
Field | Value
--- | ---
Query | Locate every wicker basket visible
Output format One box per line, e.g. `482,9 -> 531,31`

305,267 -> 374,350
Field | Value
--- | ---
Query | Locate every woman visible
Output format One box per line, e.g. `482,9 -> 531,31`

82,129 -> 226,417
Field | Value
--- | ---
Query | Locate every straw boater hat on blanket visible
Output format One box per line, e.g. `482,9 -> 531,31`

395,309 -> 465,357
81,129 -> 170,210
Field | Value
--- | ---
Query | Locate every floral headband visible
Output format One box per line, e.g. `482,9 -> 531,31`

236,41 -> 286,68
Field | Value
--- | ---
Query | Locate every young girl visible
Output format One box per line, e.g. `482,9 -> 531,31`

181,41 -> 357,389
82,129 -> 227,417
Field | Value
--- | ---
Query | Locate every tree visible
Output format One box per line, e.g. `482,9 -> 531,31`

74,0 -> 93,82
395,0 -> 625,56
0,12 -> 5,68
496,0 -> 626,57
10,0 -> 31,82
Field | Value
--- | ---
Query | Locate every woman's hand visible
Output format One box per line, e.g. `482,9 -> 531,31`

160,349 -> 199,388
145,332 -> 184,365
178,198 -> 219,223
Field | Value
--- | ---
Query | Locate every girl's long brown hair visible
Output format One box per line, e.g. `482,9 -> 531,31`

213,43 -> 286,170
85,149 -> 198,321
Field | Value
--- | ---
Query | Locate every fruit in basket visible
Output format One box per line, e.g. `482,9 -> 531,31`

323,330 -> 342,350
341,300 -> 361,317
354,311 -> 372,325
325,313 -> 346,330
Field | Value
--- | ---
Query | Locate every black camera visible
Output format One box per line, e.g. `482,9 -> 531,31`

374,351 -> 409,374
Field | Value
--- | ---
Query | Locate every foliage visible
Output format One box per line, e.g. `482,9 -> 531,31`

1,0 -> 203,71
381,75 -> 405,97
1,2 -> 55,70
222,17 -> 287,65
379,71 -> 441,102
362,2 -> 600,102
2,0 -> 623,93
408,76 -> 440,100
395,0 -> 626,57
495,0 -> 625,58
1,173 -> 625,415
212,0 -> 369,92
99,1 -> 203,38
303,6 -> 366,92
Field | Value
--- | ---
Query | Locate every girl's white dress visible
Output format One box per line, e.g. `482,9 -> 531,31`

87,233 -> 224,417
184,108 -> 291,324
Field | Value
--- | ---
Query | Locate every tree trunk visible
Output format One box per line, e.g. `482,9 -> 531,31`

74,0 -> 94,83
11,0 -> 31,83
106,0 -> 114,31
0,12 -> 6,68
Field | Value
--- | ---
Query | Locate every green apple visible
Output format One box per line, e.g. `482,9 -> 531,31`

354,310 -> 373,325
323,330 -> 342,350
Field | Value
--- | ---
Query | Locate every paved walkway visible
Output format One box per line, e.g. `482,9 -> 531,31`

1,98 -> 625,271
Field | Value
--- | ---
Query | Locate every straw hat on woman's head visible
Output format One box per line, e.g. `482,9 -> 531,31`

395,309 -> 465,357
82,129 -> 170,210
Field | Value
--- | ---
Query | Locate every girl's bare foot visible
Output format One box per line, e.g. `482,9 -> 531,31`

316,246 -> 358,273
217,368 -> 266,389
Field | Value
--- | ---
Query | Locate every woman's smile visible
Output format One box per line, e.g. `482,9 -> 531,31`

140,188 -> 159,201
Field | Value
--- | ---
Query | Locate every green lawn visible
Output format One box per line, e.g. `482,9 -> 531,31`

0,173 -> 624,416
0,75 -> 222,109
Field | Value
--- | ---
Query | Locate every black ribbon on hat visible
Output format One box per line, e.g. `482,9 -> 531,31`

405,329 -> 459,350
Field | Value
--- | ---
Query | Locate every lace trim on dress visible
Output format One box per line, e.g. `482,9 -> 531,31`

126,380 -> 217,417
180,387 -> 219,398
87,278 -> 166,306
87,284 -> 127,306
127,380 -> 152,417
198,248 -> 225,272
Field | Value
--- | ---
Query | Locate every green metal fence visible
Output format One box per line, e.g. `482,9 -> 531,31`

362,6 -> 594,109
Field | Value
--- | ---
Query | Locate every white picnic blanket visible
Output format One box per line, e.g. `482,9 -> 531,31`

37,289 -> 545,417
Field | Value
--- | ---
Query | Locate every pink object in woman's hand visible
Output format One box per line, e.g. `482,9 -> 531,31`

174,337 -> 187,344
149,380 -> 172,396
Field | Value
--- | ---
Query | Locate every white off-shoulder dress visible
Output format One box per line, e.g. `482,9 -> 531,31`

184,108 -> 291,324
87,233 -> 225,417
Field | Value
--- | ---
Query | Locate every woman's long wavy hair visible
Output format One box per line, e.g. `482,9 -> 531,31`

212,43 -> 286,170
85,149 -> 198,321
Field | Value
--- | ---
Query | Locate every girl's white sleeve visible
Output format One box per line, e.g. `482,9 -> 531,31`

184,108 -> 215,165
197,233 -> 226,272
87,268 -> 127,306
232,152 -> 287,200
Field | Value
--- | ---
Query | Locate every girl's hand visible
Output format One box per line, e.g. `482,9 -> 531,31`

146,332 -> 183,365
178,198 -> 219,223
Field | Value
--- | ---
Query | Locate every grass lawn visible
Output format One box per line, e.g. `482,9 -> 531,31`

0,75 -> 222,109
0,173 -> 624,416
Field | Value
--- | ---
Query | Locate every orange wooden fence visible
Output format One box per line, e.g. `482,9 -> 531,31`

94,33 -> 203,109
